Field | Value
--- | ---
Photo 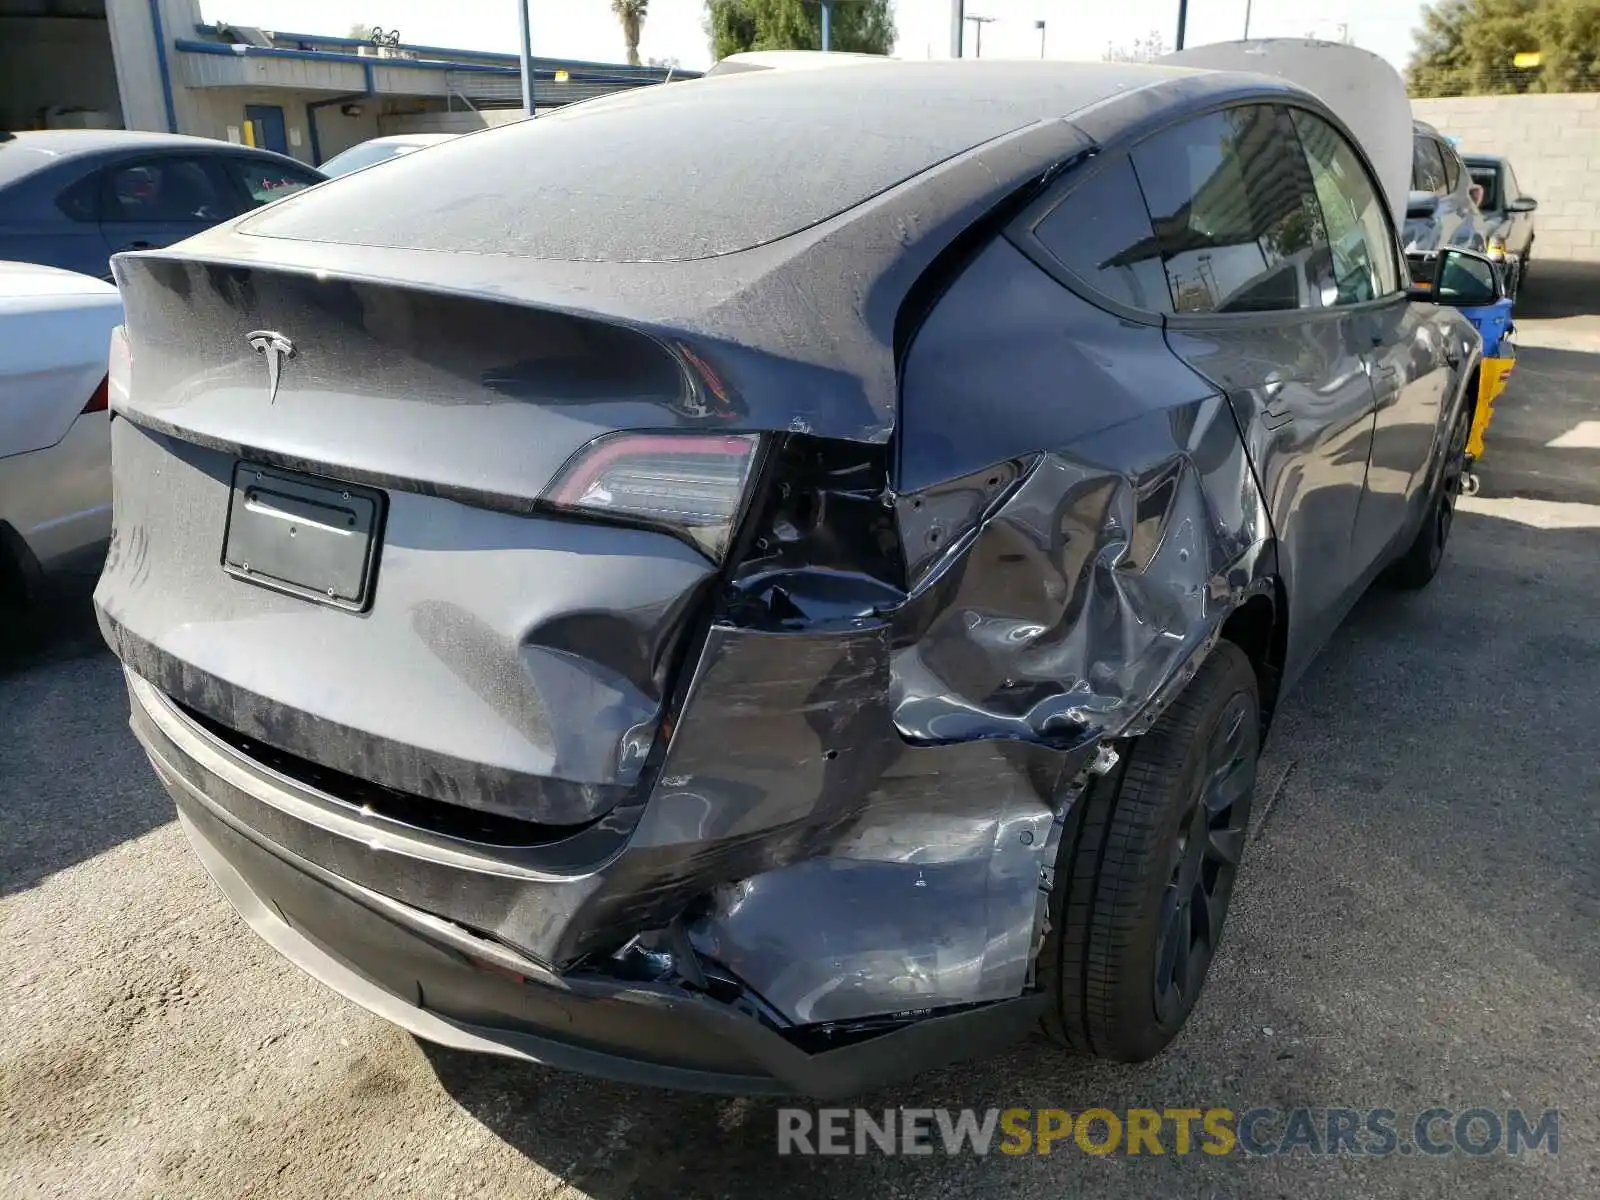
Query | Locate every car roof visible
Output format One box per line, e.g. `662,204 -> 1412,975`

358,134 -> 458,147
1462,153 -> 1505,165
704,50 -> 889,76
245,60 -> 1238,263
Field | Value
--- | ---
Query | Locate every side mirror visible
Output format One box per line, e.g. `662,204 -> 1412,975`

1408,247 -> 1505,306
1508,196 -> 1538,213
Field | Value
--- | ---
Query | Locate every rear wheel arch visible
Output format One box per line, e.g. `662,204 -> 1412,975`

1219,584 -> 1285,733
0,520 -> 44,608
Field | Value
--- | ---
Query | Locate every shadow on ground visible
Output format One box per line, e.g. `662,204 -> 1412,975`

418,508 -> 1598,1198
0,573 -> 172,896
1516,260 -> 1600,319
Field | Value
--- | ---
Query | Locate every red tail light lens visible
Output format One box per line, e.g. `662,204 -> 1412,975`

82,375 -> 109,414
543,432 -> 761,561
107,324 -> 131,410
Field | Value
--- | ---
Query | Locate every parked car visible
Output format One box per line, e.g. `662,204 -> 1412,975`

98,52 -> 1496,1097
318,134 -> 458,178
1464,154 -> 1537,296
1403,121 -> 1487,284
0,130 -> 324,280
0,261 -> 122,605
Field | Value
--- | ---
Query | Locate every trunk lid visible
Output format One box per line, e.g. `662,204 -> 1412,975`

98,255 -> 733,830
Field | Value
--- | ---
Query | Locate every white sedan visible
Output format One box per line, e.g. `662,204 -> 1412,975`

318,134 -> 458,178
0,261 -> 121,604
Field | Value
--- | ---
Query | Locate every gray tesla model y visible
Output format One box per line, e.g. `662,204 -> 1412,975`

97,58 -> 1497,1097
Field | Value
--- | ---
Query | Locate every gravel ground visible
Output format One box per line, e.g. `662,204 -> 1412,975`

4,267 -> 1599,1199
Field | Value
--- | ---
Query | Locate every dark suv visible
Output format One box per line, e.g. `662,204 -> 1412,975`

1464,154 -> 1537,296
1404,121 -> 1486,284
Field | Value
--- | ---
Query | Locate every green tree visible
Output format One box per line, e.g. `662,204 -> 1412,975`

612,0 -> 649,67
1409,0 -> 1600,95
705,0 -> 895,61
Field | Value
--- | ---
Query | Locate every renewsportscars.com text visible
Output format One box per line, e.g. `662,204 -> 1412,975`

776,1106 -> 1559,1158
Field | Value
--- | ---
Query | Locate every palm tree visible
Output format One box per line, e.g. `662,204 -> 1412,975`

611,0 -> 648,67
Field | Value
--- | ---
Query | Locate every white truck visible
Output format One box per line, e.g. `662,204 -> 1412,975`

0,261 -> 122,604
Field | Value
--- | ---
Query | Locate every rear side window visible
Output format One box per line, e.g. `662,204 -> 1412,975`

1027,153 -> 1172,313
55,172 -> 103,222
103,157 -> 239,223
225,158 -> 320,209
1131,105 -> 1330,314
1412,137 -> 1448,195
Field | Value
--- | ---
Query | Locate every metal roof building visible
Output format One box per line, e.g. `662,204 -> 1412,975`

1,0 -> 696,167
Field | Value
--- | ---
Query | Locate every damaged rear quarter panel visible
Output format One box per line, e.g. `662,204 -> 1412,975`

671,239 -> 1277,1026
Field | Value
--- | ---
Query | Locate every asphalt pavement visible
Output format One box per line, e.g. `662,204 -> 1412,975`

4,267 -> 1600,1199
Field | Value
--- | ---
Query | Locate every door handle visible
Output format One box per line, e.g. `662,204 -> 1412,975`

117,241 -> 154,253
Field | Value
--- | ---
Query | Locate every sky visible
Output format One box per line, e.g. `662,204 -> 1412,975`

200,0 -> 1434,73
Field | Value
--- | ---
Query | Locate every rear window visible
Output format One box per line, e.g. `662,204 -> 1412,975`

241,71 -> 1054,262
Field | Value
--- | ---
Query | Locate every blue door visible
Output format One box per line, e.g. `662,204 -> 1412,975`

244,105 -> 289,155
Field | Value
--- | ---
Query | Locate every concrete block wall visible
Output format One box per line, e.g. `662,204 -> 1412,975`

1412,93 -> 1600,262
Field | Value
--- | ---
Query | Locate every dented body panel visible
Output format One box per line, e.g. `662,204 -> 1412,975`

97,59 -> 1481,1093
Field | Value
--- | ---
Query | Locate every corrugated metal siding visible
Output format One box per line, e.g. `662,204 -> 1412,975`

177,51 -> 367,93
372,65 -> 450,97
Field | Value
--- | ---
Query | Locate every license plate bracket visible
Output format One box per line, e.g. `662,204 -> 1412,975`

222,463 -> 383,612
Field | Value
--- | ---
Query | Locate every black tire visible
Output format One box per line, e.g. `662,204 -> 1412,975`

1382,405 -> 1470,591
1040,641 -> 1260,1062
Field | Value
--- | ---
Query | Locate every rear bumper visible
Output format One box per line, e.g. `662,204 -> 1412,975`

131,669 -> 1045,1098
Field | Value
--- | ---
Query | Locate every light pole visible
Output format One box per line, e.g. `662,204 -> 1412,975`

821,0 -> 833,50
1175,0 -> 1188,50
1243,0 -> 1253,38
1035,19 -> 1046,58
964,13 -> 995,58
517,0 -> 535,117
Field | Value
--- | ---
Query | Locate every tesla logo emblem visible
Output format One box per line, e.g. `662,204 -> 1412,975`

246,330 -> 295,403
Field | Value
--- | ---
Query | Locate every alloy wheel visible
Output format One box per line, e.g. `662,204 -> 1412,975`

1152,691 -> 1257,1026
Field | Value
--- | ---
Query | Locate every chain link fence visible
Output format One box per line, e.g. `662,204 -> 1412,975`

1409,63 -> 1600,98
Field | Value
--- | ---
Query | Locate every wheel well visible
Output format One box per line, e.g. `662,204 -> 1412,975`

1219,589 -> 1284,730
0,521 -> 47,609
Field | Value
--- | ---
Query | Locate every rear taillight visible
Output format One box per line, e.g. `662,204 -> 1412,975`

107,324 -> 131,410
82,375 -> 109,414
543,431 -> 761,561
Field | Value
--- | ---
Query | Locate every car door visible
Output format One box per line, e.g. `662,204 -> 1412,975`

1290,109 -> 1454,573
1148,104 -> 1380,681
98,154 -> 243,257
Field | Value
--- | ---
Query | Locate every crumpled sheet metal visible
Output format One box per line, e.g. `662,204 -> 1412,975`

890,395 -> 1271,748
679,398 -> 1274,1026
